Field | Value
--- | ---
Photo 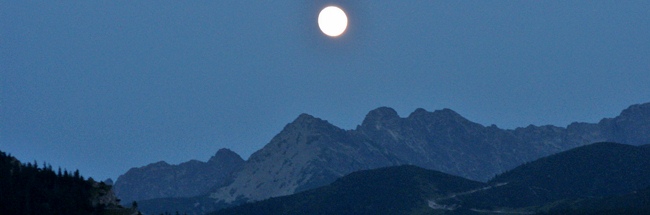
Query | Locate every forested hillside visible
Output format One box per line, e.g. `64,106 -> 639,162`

0,151 -> 135,215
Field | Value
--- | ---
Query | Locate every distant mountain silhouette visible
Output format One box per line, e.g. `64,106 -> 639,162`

210,142 -> 650,215
113,148 -> 244,204
118,102 -> 650,214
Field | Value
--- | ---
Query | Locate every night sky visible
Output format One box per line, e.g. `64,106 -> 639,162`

2,1 -> 649,181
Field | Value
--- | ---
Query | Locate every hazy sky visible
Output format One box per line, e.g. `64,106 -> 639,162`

2,1 -> 649,181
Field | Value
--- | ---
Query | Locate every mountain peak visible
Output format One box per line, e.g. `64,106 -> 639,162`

216,148 -> 235,154
282,113 -> 336,132
368,107 -> 400,119
405,108 -> 428,119
361,107 -> 400,128
406,107 -> 465,122
294,113 -> 320,124
433,108 -> 462,117
149,161 -> 170,167
619,102 -> 650,118
209,148 -> 244,163
601,102 -> 650,145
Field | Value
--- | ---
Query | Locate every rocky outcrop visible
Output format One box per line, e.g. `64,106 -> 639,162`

114,148 -> 244,203
90,180 -> 121,208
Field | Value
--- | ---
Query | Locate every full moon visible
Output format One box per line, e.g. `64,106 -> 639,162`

318,6 -> 348,37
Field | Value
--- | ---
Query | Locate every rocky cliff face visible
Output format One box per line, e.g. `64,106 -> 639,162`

355,107 -> 530,182
210,114 -> 396,203
114,148 -> 244,203
599,103 -> 650,145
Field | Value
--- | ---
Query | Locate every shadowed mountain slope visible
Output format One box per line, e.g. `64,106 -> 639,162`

438,142 -> 650,210
210,165 -> 485,215
540,186 -> 650,215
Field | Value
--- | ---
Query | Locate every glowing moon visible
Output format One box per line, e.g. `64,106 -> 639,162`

318,6 -> 348,37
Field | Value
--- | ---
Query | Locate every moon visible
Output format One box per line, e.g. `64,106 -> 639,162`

318,6 -> 348,37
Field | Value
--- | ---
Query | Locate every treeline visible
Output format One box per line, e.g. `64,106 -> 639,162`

0,150 -> 104,215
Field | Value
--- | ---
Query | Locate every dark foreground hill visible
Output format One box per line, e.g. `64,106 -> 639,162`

541,186 -> 650,215
435,142 -> 650,213
0,150 -> 137,215
211,142 -> 650,215
210,165 -> 485,215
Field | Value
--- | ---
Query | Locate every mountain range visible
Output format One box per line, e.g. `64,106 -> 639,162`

211,142 -> 650,215
114,102 -> 650,214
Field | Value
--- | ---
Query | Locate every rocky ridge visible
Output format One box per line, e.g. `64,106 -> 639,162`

211,102 -> 650,204
114,148 -> 244,203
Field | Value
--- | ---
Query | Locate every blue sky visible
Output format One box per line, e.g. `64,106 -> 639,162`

2,1 -> 649,181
